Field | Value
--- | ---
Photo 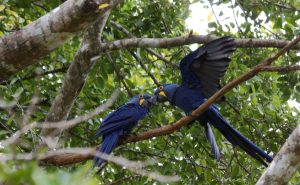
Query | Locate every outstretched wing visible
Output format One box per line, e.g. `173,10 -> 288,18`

180,36 -> 235,98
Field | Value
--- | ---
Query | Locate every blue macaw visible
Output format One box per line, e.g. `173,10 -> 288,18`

153,37 -> 272,166
93,94 -> 153,167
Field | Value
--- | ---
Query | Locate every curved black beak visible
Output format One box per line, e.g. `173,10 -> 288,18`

156,91 -> 168,103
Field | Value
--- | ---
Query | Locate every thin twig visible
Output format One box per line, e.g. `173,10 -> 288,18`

21,66 -> 69,81
0,90 -> 120,147
129,50 -> 160,86
110,21 -> 178,68
106,53 -> 133,97
208,0 -> 222,27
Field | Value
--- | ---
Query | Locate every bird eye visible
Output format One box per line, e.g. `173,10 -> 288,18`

159,86 -> 164,90
139,95 -> 143,99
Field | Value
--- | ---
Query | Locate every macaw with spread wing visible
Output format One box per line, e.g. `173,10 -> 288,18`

153,36 -> 272,166
93,94 -> 153,167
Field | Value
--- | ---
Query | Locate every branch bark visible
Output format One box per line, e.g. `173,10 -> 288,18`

99,35 -> 300,51
259,64 -> 300,73
39,36 -> 300,166
256,125 -> 300,185
40,4 -> 119,140
0,0 -> 117,82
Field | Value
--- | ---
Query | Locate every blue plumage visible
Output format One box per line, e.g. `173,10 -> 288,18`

153,37 -> 272,166
93,94 -> 152,167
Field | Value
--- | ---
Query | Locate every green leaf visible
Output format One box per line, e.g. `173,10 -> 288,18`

12,87 -> 23,98
0,5 -> 5,12
208,22 -> 218,28
273,17 -> 282,29
98,3 -> 110,10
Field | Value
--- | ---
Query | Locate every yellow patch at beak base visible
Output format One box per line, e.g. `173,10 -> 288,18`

159,91 -> 167,97
139,99 -> 145,105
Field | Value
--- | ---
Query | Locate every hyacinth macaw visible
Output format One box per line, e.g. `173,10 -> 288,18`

153,37 -> 272,166
93,94 -> 153,167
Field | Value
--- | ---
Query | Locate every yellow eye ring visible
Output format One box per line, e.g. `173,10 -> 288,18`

159,86 -> 164,90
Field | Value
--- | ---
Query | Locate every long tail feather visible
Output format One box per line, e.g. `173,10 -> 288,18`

204,122 -> 221,160
206,107 -> 272,166
93,131 -> 121,167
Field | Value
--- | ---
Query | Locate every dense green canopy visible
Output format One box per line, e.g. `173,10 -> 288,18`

0,0 -> 299,184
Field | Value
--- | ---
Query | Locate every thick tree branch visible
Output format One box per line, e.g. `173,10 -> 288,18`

38,36 -> 300,166
0,0 -> 119,82
99,35 -> 300,51
256,125 -> 300,185
41,8 -> 115,139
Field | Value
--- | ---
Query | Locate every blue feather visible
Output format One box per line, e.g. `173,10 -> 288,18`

93,130 -> 122,167
160,84 -> 272,166
93,95 -> 151,167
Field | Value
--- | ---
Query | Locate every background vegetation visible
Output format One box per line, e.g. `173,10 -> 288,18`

0,0 -> 299,184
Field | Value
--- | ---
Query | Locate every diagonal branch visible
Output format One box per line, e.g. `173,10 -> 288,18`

256,124 -> 300,185
38,35 -> 300,166
0,0 -> 118,82
129,51 -> 160,86
107,53 -> 133,97
40,6 -> 117,141
259,64 -> 300,73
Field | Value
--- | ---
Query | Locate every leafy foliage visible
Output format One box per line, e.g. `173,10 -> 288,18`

0,0 -> 299,184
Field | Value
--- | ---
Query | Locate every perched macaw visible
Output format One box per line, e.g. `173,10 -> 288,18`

93,94 -> 153,167
153,36 -> 272,166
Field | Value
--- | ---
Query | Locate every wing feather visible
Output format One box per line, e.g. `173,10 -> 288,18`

180,36 -> 235,98
96,104 -> 142,137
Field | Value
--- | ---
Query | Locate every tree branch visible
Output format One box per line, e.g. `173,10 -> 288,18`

21,65 -> 69,81
110,21 -> 178,68
99,35 -> 300,51
256,125 -> 300,185
40,9 -> 114,140
259,64 -> 300,73
0,0 -> 119,82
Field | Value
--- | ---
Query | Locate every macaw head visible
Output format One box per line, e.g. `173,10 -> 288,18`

153,84 -> 179,104
127,94 -> 153,108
